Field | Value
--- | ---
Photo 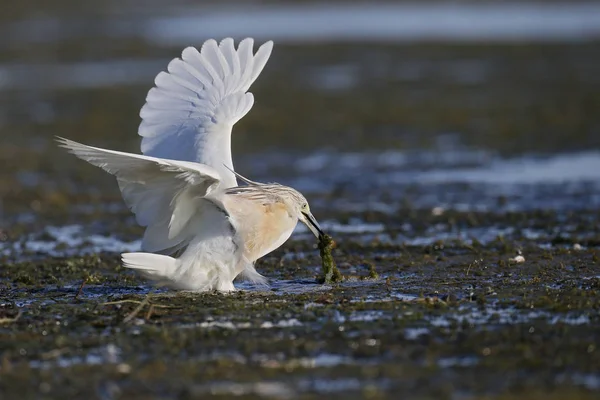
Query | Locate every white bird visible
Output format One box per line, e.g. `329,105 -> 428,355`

57,38 -> 324,291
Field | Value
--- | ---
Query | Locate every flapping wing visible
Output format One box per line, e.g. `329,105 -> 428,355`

139,38 -> 274,188
57,137 -> 221,254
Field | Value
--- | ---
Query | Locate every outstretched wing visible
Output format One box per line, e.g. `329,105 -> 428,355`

139,38 -> 273,188
57,137 -> 221,254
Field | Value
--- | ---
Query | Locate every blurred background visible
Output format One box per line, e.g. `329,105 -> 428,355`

0,0 -> 599,243
2,2 -> 600,398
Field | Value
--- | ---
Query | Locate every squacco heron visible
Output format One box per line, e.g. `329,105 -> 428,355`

57,38 -> 324,291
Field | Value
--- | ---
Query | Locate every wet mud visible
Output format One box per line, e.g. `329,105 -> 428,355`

1,204 -> 599,399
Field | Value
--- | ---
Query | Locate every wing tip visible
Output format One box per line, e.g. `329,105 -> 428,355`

54,135 -> 78,152
138,37 -> 274,156
261,40 -> 274,51
181,46 -> 200,59
219,37 -> 234,47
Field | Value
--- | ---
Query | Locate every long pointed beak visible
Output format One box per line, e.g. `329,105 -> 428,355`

302,212 -> 324,238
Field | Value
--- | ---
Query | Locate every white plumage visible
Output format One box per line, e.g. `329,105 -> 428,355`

58,38 -> 324,292
139,38 -> 273,188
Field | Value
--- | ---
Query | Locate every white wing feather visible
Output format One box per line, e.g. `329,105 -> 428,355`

139,38 -> 273,189
56,137 -> 222,254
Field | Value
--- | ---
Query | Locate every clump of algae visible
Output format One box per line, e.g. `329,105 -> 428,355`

317,234 -> 343,284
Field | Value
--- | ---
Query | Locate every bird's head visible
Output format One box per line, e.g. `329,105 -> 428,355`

224,165 -> 325,239
283,188 -> 324,239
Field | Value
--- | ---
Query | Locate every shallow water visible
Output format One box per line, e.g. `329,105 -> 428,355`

1,1 -> 600,399
5,2 -> 600,48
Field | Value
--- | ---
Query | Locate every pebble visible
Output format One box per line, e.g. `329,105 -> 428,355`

510,255 -> 526,263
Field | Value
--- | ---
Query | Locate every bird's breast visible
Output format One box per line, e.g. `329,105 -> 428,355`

223,196 -> 297,262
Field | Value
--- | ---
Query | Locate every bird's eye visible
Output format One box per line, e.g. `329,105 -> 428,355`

302,203 -> 308,209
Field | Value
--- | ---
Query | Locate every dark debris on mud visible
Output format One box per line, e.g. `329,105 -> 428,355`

1,226 -> 599,399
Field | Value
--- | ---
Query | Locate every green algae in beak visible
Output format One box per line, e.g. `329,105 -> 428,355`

317,234 -> 343,284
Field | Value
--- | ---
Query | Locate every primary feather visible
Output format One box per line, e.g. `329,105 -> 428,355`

138,38 -> 274,189
56,137 -> 222,254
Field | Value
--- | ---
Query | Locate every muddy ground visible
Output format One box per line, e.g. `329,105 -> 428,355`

1,207 -> 599,399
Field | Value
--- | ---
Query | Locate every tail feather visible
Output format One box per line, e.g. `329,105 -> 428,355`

121,252 -> 178,279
